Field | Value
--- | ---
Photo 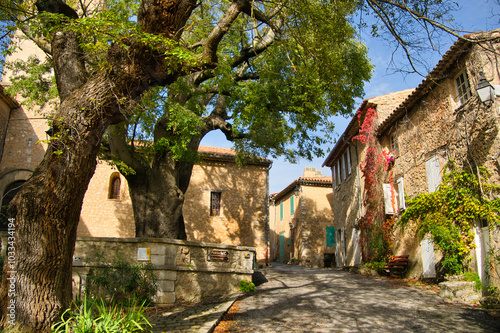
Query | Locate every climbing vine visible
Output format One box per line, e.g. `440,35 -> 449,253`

400,161 -> 500,275
353,107 -> 397,262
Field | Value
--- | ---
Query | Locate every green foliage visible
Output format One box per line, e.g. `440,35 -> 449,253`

51,295 -> 151,333
400,161 -> 500,275
463,271 -> 482,292
85,255 -> 157,306
4,55 -> 58,109
239,279 -> 256,293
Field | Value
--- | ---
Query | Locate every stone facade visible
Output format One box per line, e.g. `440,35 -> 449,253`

269,167 -> 334,268
323,89 -> 414,267
72,237 -> 255,304
324,29 -> 500,289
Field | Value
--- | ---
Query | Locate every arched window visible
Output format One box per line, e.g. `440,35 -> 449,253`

109,174 -> 121,199
1,180 -> 26,230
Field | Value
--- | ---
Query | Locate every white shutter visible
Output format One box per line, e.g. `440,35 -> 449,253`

397,177 -> 405,211
425,156 -> 441,193
337,160 -> 341,185
346,147 -> 351,175
421,238 -> 437,278
342,152 -> 346,180
383,183 -> 395,215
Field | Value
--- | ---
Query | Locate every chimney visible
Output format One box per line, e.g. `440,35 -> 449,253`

303,167 -> 322,178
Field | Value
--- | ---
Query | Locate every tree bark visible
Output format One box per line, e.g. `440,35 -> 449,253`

0,72 -> 127,330
109,123 -> 204,239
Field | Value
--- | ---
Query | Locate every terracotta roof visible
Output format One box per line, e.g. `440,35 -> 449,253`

0,84 -> 19,109
271,176 -> 332,202
198,146 -> 272,165
376,29 -> 500,135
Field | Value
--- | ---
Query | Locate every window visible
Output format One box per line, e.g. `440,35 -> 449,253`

280,202 -> 284,220
390,135 -> 399,155
455,70 -> 472,105
290,195 -> 295,215
326,226 -> 336,247
210,191 -> 222,216
109,175 -> 121,199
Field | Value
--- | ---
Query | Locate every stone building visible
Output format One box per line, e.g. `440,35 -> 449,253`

269,167 -> 334,267
323,89 -> 414,267
324,29 -> 500,288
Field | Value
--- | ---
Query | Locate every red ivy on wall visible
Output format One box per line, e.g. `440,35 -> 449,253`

352,107 -> 396,261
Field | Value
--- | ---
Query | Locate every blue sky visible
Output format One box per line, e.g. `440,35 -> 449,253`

201,0 -> 500,194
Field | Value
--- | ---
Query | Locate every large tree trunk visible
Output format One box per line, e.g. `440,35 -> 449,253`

0,72 -> 126,330
127,158 -> 195,239
109,123 -> 204,238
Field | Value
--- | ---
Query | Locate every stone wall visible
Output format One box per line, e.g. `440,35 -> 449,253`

72,237 -> 255,304
184,159 -> 270,265
380,35 -> 500,282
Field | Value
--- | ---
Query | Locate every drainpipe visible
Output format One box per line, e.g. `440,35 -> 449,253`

265,162 -> 272,266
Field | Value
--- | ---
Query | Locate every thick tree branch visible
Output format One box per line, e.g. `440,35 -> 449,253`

108,123 -> 149,174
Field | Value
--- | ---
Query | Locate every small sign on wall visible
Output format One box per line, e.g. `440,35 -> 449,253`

137,248 -> 151,261
207,249 -> 229,262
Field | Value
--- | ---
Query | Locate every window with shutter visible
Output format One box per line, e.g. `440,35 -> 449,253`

280,202 -> 284,220
332,165 -> 337,186
290,195 -> 294,215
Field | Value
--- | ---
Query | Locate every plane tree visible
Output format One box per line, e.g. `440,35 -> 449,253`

0,0 -> 487,330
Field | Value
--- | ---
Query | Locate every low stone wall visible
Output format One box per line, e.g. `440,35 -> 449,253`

72,237 -> 255,304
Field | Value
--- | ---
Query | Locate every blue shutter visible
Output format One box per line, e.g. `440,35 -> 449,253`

290,195 -> 294,215
280,202 -> 283,220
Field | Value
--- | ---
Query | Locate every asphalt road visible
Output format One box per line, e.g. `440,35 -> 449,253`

226,262 -> 500,332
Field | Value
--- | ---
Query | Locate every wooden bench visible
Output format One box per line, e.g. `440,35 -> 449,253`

383,255 -> 409,278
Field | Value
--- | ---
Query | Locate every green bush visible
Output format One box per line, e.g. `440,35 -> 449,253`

239,279 -> 255,293
51,295 -> 151,332
463,271 -> 482,292
85,254 -> 157,306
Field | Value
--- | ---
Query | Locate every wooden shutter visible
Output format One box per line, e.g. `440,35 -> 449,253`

290,195 -> 294,215
326,226 -> 335,247
383,183 -> 395,215
425,156 -> 441,193
397,177 -> 405,211
346,147 -> 351,175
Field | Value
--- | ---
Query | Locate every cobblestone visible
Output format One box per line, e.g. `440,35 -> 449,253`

148,263 -> 500,332
227,263 -> 500,332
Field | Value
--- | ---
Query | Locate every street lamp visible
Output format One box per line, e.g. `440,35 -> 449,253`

476,70 -> 495,105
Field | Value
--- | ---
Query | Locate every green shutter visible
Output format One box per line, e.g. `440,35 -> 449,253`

326,226 -> 335,247
290,195 -> 294,215
280,202 -> 283,220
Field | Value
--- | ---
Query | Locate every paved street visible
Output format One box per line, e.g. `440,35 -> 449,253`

225,263 -> 500,332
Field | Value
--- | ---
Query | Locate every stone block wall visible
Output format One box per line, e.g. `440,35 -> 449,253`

184,160 -> 269,265
72,237 -> 255,304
